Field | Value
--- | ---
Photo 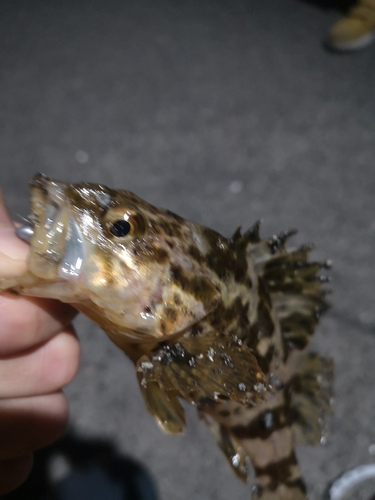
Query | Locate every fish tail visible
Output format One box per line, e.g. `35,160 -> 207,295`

250,450 -> 308,500
233,401 -> 308,500
237,353 -> 331,499
202,398 -> 309,499
201,407 -> 308,499
250,351 -> 333,498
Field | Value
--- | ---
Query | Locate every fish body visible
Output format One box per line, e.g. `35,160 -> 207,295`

1,174 -> 333,499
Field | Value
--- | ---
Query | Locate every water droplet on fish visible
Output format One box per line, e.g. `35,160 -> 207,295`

207,347 -> 215,362
320,436 -> 327,445
96,192 -> 112,208
140,361 -> 154,370
220,353 -> 232,366
238,383 -> 246,392
231,454 -> 240,467
233,335 -> 242,346
254,383 -> 265,392
269,372 -> 284,389
261,411 -> 274,430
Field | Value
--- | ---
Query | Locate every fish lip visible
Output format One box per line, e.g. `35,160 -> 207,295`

30,173 -> 67,208
29,173 -> 67,234
14,173 -> 53,244
58,217 -> 85,279
29,171 -> 49,189
20,174 -> 85,279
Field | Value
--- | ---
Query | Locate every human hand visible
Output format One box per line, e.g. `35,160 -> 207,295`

0,192 -> 80,495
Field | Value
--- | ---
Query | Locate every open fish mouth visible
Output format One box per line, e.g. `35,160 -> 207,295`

16,173 -> 85,281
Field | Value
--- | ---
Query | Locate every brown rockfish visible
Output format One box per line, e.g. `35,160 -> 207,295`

0,174 -> 333,500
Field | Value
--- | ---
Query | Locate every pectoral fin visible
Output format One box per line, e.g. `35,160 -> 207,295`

136,331 -> 271,433
136,374 -> 186,434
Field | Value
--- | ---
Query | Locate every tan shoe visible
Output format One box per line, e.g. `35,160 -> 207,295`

326,0 -> 375,50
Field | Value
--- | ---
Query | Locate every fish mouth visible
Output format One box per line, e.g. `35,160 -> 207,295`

16,173 -> 85,280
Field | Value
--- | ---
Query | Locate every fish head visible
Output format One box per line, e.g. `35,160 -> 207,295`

19,174 -> 221,342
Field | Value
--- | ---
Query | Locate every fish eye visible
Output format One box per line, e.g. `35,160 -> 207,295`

102,207 -> 145,239
110,220 -> 131,237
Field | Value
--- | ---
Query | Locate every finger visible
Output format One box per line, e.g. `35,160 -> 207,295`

0,325 -> 80,399
0,189 -> 29,277
0,189 -> 14,227
0,294 -> 78,356
0,453 -> 33,495
0,225 -> 29,278
0,392 -> 69,460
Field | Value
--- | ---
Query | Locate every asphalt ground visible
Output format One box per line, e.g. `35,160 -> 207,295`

1,1 -> 375,499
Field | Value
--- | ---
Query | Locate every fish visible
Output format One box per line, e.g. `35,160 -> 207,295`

0,173 -> 333,500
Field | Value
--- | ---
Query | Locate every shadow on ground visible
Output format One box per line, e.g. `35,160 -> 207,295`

3,432 -> 159,500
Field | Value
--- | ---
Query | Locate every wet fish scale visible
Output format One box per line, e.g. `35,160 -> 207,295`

0,174 -> 333,500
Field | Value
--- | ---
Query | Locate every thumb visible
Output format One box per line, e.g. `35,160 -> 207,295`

0,190 -> 14,227
0,190 -> 29,278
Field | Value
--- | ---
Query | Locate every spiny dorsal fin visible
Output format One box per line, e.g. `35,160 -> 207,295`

231,226 -> 243,242
245,224 -> 330,357
243,220 -> 261,243
268,229 -> 298,254
266,249 -> 329,356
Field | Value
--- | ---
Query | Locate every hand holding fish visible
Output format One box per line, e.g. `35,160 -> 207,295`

0,192 -> 80,495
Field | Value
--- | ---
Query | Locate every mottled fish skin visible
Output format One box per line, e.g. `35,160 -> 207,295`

0,174 -> 333,500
